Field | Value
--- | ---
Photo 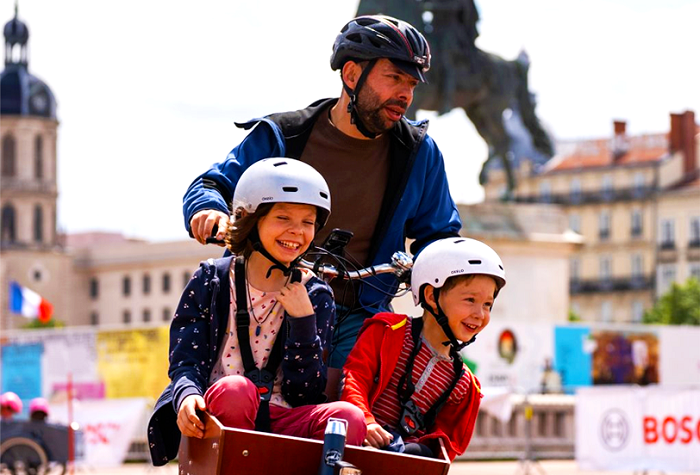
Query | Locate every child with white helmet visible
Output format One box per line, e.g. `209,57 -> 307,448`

148,158 -> 365,466
341,237 -> 506,461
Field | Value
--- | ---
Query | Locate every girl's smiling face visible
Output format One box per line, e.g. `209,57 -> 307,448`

256,203 -> 317,266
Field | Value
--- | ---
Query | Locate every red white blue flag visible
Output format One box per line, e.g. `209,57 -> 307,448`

8,281 -> 53,323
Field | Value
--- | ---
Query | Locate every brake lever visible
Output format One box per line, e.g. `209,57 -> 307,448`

205,223 -> 225,245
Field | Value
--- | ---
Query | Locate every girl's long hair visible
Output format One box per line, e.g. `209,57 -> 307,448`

225,203 -> 274,257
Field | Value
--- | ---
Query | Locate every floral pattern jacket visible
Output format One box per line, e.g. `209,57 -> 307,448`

147,256 -> 335,466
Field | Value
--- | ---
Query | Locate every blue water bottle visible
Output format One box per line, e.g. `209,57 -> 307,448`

318,418 -> 347,475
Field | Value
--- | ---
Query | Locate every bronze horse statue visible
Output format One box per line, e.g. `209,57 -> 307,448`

356,0 -> 554,196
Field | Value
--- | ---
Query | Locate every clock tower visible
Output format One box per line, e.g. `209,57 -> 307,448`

0,6 -> 72,329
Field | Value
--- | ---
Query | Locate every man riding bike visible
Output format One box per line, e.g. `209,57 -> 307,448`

183,15 -> 461,371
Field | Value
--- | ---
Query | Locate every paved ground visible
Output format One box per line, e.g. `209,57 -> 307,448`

79,460 -> 688,475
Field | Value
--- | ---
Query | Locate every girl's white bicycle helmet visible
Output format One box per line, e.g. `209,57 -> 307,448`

411,237 -> 506,306
233,158 -> 331,228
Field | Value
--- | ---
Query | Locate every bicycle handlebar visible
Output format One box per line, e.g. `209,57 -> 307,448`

298,251 -> 413,283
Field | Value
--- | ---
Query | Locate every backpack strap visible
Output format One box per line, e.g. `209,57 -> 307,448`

396,317 -> 464,437
233,256 -> 300,432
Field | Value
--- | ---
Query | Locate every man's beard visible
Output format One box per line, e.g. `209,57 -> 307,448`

355,84 -> 408,135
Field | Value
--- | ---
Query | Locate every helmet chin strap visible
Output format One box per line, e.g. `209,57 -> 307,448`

422,287 -> 477,352
249,228 -> 306,279
341,59 -> 378,139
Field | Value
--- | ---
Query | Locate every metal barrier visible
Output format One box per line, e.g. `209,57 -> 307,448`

459,394 -> 575,460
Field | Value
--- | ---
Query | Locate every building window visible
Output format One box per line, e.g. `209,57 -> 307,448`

90,312 -> 99,326
633,173 -> 645,197
602,174 -> 613,200
1,204 -> 16,243
570,178 -> 581,203
539,181 -> 551,203
33,205 -> 43,243
570,258 -> 580,283
631,254 -> 643,279
89,278 -> 99,300
123,310 -> 131,324
183,271 -> 190,289
690,263 -> 700,282
599,210 -> 611,240
601,301 -> 612,323
163,307 -> 171,322
569,214 -> 581,234
1,135 -> 16,177
34,135 -> 43,180
657,264 -> 677,295
123,276 -> 131,296
143,274 -> 151,295
631,301 -> 644,323
660,219 -> 675,249
600,256 -> 612,282
162,273 -> 171,294
689,216 -> 700,247
631,209 -> 643,238
143,309 -> 151,323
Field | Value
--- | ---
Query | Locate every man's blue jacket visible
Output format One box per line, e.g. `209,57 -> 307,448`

183,98 -> 461,312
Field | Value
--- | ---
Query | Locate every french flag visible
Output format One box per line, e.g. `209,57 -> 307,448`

8,281 -> 53,323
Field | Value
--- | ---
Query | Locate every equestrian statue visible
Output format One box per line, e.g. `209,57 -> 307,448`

356,0 -> 554,197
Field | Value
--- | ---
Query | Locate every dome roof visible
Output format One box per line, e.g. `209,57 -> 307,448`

1,9 -> 57,119
3,14 -> 28,46
0,65 -> 57,118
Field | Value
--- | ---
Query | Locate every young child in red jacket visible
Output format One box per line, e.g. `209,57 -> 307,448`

341,237 -> 506,461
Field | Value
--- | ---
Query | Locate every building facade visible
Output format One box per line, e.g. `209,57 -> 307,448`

484,112 -> 699,323
0,11 -> 220,331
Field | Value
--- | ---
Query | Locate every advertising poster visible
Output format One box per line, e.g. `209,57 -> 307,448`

591,329 -> 659,385
658,325 -> 700,385
576,386 -> 700,472
2,329 -> 101,400
49,398 -> 148,467
96,327 -> 170,400
462,321 -> 555,393
0,343 -> 43,415
554,325 -> 592,392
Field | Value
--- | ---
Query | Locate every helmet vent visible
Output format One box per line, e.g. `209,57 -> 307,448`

499,265 -> 504,270
282,186 -> 298,193
319,191 -> 329,199
454,239 -> 465,244
273,161 -> 288,167
468,260 -> 482,265
347,33 -> 362,43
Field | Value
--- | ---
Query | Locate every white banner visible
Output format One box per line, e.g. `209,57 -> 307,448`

49,398 -> 148,467
576,386 -> 700,472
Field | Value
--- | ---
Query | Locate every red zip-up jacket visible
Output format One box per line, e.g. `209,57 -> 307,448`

341,312 -> 482,461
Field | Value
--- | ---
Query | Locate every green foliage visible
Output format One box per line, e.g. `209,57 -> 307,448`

643,277 -> 700,325
568,308 -> 582,322
22,318 -> 65,329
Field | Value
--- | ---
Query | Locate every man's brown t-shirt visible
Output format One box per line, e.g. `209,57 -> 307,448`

300,107 -> 391,306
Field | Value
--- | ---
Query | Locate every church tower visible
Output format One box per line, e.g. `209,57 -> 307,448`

1,6 -> 71,329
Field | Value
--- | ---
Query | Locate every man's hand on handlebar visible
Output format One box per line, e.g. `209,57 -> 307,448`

190,210 -> 229,246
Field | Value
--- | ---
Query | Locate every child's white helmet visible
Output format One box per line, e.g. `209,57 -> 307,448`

411,237 -> 506,306
233,158 -> 331,228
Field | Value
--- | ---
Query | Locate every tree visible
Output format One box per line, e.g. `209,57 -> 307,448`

643,277 -> 700,325
22,318 -> 65,329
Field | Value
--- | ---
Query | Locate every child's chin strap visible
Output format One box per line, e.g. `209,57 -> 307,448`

249,228 -> 304,281
421,287 -> 477,352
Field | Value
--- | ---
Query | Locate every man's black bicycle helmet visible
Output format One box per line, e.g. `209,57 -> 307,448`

331,15 -> 430,82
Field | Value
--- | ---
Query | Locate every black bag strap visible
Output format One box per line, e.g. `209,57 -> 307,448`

233,256 -> 300,432
396,317 -> 465,435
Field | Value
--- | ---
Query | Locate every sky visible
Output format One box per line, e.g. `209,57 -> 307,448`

2,0 -> 698,243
